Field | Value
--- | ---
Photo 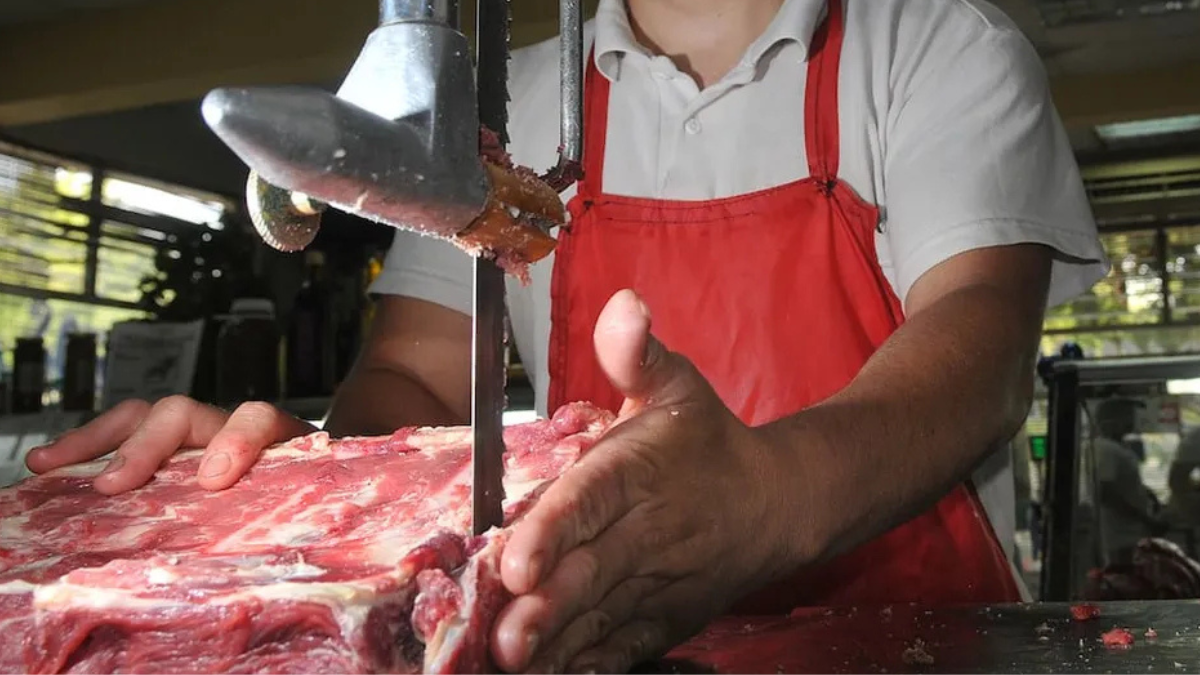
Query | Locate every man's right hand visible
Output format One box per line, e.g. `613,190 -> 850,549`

25,397 -> 316,495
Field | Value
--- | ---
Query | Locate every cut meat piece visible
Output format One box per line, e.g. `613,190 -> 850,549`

1101,627 -> 1135,649
0,402 -> 614,674
461,126 -> 562,281
1070,604 -> 1100,621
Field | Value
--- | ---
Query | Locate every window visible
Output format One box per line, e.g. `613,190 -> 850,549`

0,140 -> 239,394
1042,223 -> 1200,358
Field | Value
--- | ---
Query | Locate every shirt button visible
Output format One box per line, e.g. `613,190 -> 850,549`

684,117 -> 702,134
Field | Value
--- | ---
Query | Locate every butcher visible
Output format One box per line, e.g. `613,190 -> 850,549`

29,0 -> 1108,671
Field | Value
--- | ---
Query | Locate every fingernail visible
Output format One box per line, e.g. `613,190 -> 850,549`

635,296 -> 651,319
201,452 -> 231,478
524,629 -> 540,663
100,455 -> 125,476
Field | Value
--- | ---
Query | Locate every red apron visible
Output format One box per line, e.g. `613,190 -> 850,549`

548,0 -> 1020,610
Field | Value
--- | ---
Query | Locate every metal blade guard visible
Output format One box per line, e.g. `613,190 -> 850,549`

201,0 -> 583,257
203,3 -> 487,252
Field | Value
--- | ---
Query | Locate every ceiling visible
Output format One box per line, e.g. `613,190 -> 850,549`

0,0 -> 169,25
3,0 -> 1199,159
5,0 -> 1196,71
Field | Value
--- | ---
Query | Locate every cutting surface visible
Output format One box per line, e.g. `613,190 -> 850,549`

643,600 -> 1200,673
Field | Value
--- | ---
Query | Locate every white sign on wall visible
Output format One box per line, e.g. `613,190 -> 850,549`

101,320 -> 204,411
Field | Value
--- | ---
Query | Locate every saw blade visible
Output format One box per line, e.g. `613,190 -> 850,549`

476,0 -> 511,145
471,0 -> 512,537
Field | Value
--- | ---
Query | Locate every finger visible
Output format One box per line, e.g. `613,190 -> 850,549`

592,289 -> 653,396
566,620 -> 669,675
500,441 -> 649,595
94,396 -> 229,495
25,399 -> 152,473
495,510 -> 667,672
197,402 -> 314,490
520,577 -> 662,674
592,290 -> 699,405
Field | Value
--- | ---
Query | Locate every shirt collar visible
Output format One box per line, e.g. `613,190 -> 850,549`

593,0 -> 828,82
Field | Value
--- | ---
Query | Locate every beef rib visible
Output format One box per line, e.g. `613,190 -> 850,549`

0,402 -> 614,673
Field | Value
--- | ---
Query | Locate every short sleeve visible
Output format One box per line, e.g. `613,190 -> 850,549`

368,229 -> 473,316
883,26 -> 1109,309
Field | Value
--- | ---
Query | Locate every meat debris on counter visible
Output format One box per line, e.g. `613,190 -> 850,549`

1146,627 -> 1159,640
0,402 -> 614,674
901,638 -> 935,666
1101,627 -> 1136,649
1070,603 -> 1101,621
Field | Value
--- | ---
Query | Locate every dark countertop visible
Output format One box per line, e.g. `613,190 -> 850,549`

643,600 -> 1200,673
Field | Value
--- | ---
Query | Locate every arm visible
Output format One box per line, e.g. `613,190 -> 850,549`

1098,484 -> 1162,529
487,254 -> 1052,672
762,243 -> 1049,562
324,295 -> 471,436
1097,453 -> 1162,529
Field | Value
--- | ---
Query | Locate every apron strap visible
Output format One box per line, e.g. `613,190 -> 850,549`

582,0 -> 846,193
804,0 -> 846,183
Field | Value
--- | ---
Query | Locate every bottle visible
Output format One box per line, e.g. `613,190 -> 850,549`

62,333 -> 97,412
215,298 -> 281,408
12,337 -> 46,414
285,251 -> 334,399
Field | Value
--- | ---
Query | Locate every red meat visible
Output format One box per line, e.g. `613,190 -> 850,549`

0,402 -> 614,673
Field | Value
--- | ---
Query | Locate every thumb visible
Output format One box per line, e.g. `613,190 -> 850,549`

593,289 -> 696,405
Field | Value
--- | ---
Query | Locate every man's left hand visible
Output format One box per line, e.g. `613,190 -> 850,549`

489,289 -> 802,673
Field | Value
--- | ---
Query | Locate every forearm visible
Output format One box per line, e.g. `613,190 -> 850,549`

763,281 -> 1043,565
1099,488 -> 1161,528
324,364 -> 466,437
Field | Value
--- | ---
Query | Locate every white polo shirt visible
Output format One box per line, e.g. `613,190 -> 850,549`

371,0 -> 1109,561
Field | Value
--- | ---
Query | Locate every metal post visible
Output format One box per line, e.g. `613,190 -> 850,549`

1041,368 -> 1081,601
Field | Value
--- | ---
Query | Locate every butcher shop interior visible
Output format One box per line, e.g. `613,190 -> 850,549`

2,0 -> 1200,672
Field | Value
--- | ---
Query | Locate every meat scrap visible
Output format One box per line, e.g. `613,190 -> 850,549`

466,126 -> 563,281
1101,628 -> 1135,649
0,402 -> 614,674
1070,603 -> 1101,621
1145,627 -> 1159,640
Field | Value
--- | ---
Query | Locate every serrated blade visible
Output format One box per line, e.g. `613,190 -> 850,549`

476,0 -> 511,145
471,0 -> 511,537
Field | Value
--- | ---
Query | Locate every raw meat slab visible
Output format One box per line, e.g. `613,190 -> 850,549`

0,402 -> 614,674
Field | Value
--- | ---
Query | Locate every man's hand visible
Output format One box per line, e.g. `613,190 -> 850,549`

26,296 -> 471,496
26,398 -> 315,494
490,290 -> 796,673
